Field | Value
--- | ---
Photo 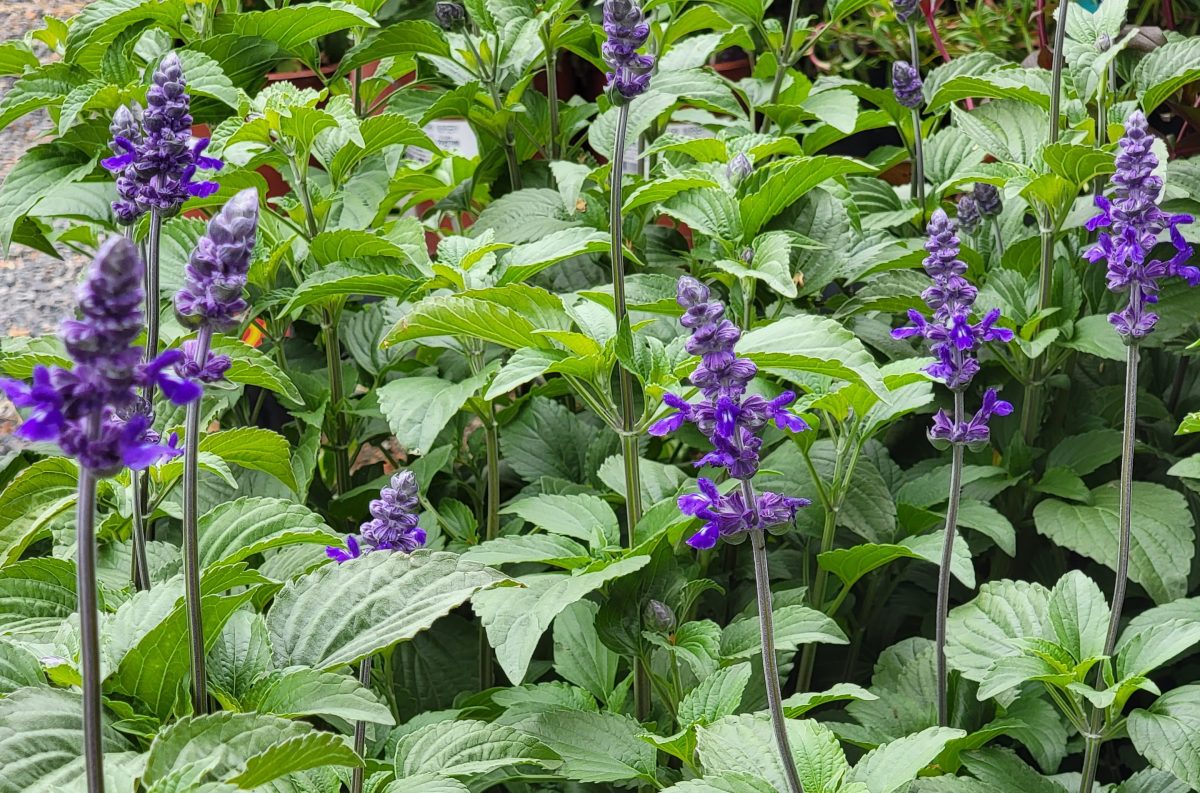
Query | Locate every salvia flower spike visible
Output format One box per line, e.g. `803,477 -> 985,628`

0,238 -> 199,473
892,60 -> 924,109
602,0 -> 655,103
892,0 -> 920,23
1085,110 -> 1196,340
891,209 -> 1013,728
327,469 -> 428,562
102,52 -> 222,221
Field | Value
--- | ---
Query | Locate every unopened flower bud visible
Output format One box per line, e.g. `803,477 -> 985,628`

643,600 -> 676,633
435,1 -> 466,31
727,153 -> 752,185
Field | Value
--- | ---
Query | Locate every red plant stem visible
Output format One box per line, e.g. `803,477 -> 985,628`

922,1 -> 975,110
1035,0 -> 1049,53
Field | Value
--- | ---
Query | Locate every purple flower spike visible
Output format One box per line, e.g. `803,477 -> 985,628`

602,0 -> 654,103
892,209 -> 1013,444
892,61 -> 924,109
957,194 -> 981,234
1085,111 -> 1195,340
893,0 -> 921,23
174,188 -> 259,332
102,52 -> 223,222
0,238 -> 200,476
656,276 -> 810,548
327,470 -> 427,563
973,183 -> 1002,218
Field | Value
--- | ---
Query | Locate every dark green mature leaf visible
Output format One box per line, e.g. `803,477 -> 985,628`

143,711 -> 360,787
394,719 -> 558,777
0,457 -> 77,566
378,366 -> 495,456
283,266 -> 422,315
738,313 -> 886,397
463,534 -> 592,570
198,497 -> 336,570
518,710 -> 656,785
308,229 -> 415,266
1034,482 -> 1195,604
0,687 -> 133,793
553,600 -> 620,704
474,556 -> 649,684
1128,685 -> 1200,789
268,550 -> 508,669
64,0 -> 187,65
338,20 -> 450,77
0,64 -> 86,134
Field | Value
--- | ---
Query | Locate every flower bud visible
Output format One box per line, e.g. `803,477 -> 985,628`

643,600 -> 676,633
435,1 -> 466,31
727,153 -> 752,185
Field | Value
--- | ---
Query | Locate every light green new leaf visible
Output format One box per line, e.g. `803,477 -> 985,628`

473,556 -> 649,684
268,550 -> 508,670
200,427 -> 299,492
308,229 -> 416,266
1134,38 -> 1200,112
483,348 -> 565,400
1034,482 -> 1195,604
738,313 -> 887,397
844,726 -> 966,793
394,719 -> 558,778
720,605 -> 848,659
781,682 -> 878,718
498,228 -> 610,285
244,666 -> 395,725
678,663 -> 752,726
378,366 -> 495,456
209,333 -> 303,404
500,493 -> 620,550
214,1 -> 377,53
697,714 -> 849,793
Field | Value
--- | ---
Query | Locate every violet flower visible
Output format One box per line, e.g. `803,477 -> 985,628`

1084,110 -> 1196,339
893,0 -> 921,23
435,0 -> 466,31
327,470 -> 427,562
650,276 -> 810,549
956,194 -> 981,234
973,183 -> 1001,218
892,61 -> 924,109
0,238 -> 199,475
102,52 -> 222,222
602,0 -> 655,103
892,209 -> 1014,447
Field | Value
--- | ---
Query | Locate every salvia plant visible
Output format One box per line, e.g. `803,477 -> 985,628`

0,0 -> 1199,792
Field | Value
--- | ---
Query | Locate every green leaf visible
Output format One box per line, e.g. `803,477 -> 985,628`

208,610 -> 273,706
697,714 -> 850,793
624,175 -> 721,213
244,666 -> 395,725
177,49 -> 242,109
1134,38 -> 1200,111
1116,618 -> 1200,680
198,496 -> 336,570
330,113 -> 434,184
0,687 -> 133,793
553,600 -> 620,704
382,775 -> 470,793
1128,685 -> 1200,789
463,534 -> 592,570
738,313 -> 887,397
473,556 -> 650,684
268,550 -> 508,669
143,711 -> 360,787
926,68 -> 1051,111
0,142 -> 95,250
946,579 -> 1052,686
209,334 -> 303,404
1042,143 -> 1116,188
660,187 -> 742,240
0,64 -> 86,134
0,558 -> 76,640
720,604 -> 848,659
0,457 -> 76,566
1045,429 -> 1122,475
497,228 -> 610,285
213,1 -> 377,53
394,719 -> 557,777
713,231 -> 797,298
483,348 -> 564,401
781,682 -> 878,717
200,427 -> 299,493
0,42 -> 39,76
308,229 -> 416,267
338,20 -> 450,77
660,775 -> 779,793
65,0 -> 187,66
284,265 -> 421,314
1034,481 -> 1195,604
518,710 -> 656,785
378,367 -> 495,456
844,726 -> 967,793
740,156 -> 872,237
385,285 -> 569,351
678,663 -> 752,727
1046,570 -> 1110,664
500,493 -> 620,550
0,638 -> 42,693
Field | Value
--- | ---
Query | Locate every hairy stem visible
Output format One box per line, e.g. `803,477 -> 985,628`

1048,0 -> 1069,146
544,24 -> 560,160
77,458 -> 105,793
750,523 -> 804,793
129,474 -> 151,591
182,327 -> 212,715
351,658 -> 371,793
612,102 -> 648,724
323,311 -> 351,502
129,224 -> 153,590
765,0 -> 802,113
936,391 -> 966,728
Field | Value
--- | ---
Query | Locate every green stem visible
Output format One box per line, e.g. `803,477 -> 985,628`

129,223 -> 153,591
990,216 -> 1005,258
1048,0 -> 1070,147
763,0 -> 803,126
544,25 -> 560,160
351,658 -> 371,793
936,391 -> 965,728
750,524 -> 804,793
1077,734 -> 1104,793
182,327 -> 212,715
1022,211 -> 1056,444
796,506 -> 837,691
907,22 -> 926,218
76,454 -> 105,793
323,311 -> 351,501
129,474 -> 151,591
469,347 -> 500,691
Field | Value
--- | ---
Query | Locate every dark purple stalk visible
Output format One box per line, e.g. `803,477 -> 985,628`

76,449 -> 105,793
181,325 -> 211,714
935,391 -> 964,727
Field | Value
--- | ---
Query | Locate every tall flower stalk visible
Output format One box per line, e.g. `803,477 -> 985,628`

893,60 -> 926,218
1076,112 -> 1195,793
172,189 -> 260,715
103,54 -> 220,590
892,209 -> 1014,726
1,238 -> 199,793
327,470 -> 427,793
651,277 -> 810,793
603,0 -> 655,724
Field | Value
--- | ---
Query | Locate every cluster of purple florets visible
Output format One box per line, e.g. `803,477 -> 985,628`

1085,111 -> 1196,339
893,210 -> 1014,447
956,183 -> 1002,234
892,61 -> 924,109
102,53 -> 222,224
328,470 -> 428,562
650,277 -> 810,549
1,239 -> 200,475
602,0 -> 655,103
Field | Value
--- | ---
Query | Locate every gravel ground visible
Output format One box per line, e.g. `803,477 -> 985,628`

1,1 -> 87,452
